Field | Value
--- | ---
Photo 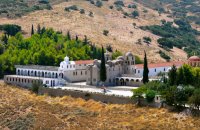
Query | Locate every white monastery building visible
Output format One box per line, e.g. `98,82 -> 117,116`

4,51 -> 188,87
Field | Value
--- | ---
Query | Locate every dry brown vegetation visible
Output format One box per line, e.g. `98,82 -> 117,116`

0,0 -> 187,63
0,82 -> 200,130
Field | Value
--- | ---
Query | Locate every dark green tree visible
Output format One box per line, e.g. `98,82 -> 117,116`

168,65 -> 177,85
83,35 -> 88,45
67,31 -> 71,40
41,27 -> 46,35
100,46 -> 107,82
31,24 -> 34,36
143,51 -> 149,84
0,24 -> 21,37
189,88 -> 200,110
75,35 -> 78,41
37,24 -> 41,34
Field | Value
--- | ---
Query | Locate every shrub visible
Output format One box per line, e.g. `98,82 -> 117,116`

109,5 -> 113,9
80,9 -> 85,14
65,5 -> 78,12
145,90 -> 156,102
96,0 -> 103,7
31,82 -> 42,94
158,50 -> 171,61
143,36 -> 151,44
103,30 -> 109,36
131,10 -> 139,18
38,0 -> 49,4
114,1 -> 124,7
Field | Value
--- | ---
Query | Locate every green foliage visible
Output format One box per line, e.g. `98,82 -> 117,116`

0,0 -> 53,18
143,51 -> 149,84
80,9 -> 85,14
157,38 -> 173,49
158,50 -> 171,61
95,0 -> 103,7
112,50 -> 122,59
103,30 -> 109,36
145,90 -> 156,102
65,5 -> 79,12
0,24 -> 21,37
168,65 -> 177,86
143,36 -> 151,44
31,82 -> 42,94
177,64 -> 193,85
100,47 -> 106,82
131,11 -> 139,18
0,28 -> 103,77
189,88 -> 200,110
141,21 -> 200,56
114,1 -> 124,7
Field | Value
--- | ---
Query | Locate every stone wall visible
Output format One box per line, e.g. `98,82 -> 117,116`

38,87 -> 162,107
39,87 -> 135,104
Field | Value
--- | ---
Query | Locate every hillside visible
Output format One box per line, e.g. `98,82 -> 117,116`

1,82 -> 200,129
0,0 -> 188,63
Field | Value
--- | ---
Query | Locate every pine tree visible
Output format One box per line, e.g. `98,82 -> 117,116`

37,24 -> 41,34
168,65 -> 177,85
143,51 -> 149,84
31,24 -> 34,36
100,46 -> 107,82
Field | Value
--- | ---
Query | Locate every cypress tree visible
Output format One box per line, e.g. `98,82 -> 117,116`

31,24 -> 34,36
67,31 -> 71,40
168,65 -> 177,85
100,46 -> 107,82
143,51 -> 149,84
37,24 -> 41,34
75,35 -> 78,41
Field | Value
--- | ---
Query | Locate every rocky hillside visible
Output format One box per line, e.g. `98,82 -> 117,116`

0,83 -> 200,129
0,0 -> 190,62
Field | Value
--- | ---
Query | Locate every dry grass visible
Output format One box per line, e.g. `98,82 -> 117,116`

0,0 -> 187,63
0,82 -> 200,130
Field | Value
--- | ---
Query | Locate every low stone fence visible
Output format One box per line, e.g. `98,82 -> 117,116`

38,87 -> 162,107
39,87 -> 135,104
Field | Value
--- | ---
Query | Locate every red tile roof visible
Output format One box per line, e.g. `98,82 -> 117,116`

75,60 -> 94,65
135,61 -> 184,69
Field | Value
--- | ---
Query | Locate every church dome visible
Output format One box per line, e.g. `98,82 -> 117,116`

125,51 -> 133,57
188,56 -> 200,61
117,56 -> 124,60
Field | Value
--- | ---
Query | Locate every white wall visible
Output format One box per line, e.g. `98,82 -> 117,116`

135,66 -> 170,77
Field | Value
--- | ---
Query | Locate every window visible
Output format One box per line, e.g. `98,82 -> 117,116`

73,72 -> 75,76
164,68 -> 166,71
155,69 -> 156,72
76,72 -> 77,75
67,65 -> 68,68
138,70 -> 140,73
81,71 -> 82,75
70,65 -> 72,68
85,71 -> 87,75
93,79 -> 96,82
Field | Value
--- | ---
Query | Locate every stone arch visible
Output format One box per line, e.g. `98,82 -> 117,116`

120,78 -> 125,86
48,72 -> 51,78
18,69 -> 20,75
21,70 -> 23,75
